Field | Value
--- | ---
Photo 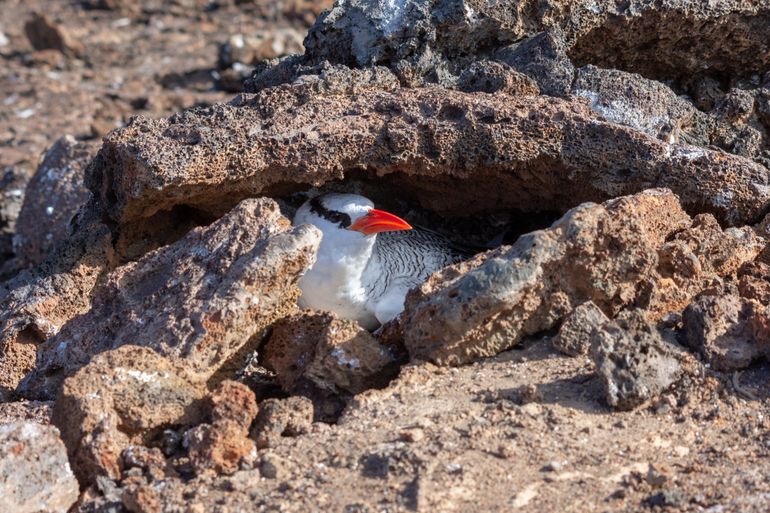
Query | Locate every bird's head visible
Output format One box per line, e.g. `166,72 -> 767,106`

294,193 -> 413,238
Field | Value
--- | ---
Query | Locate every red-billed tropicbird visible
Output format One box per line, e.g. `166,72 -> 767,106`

294,193 -> 466,330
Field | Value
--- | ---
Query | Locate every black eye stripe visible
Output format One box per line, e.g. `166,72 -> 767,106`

309,196 -> 352,228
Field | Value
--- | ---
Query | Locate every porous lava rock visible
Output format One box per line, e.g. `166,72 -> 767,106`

251,396 -> 313,449
185,380 -> 258,476
590,309 -> 688,411
53,345 -> 209,484
13,135 -> 96,268
20,198 -> 320,400
400,189 -> 765,366
0,421 -> 79,513
87,85 -> 770,228
682,295 -> 767,372
263,310 -> 397,396
552,301 -> 609,357
0,204 -> 115,401
304,0 -> 770,86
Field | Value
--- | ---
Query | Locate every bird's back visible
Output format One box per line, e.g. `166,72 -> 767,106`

364,227 -> 467,301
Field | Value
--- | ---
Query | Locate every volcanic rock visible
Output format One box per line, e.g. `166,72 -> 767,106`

682,295 -> 765,372
87,86 -> 770,228
251,396 -> 313,449
495,30 -> 575,97
400,189 -> 764,366
24,12 -> 84,57
14,135 -> 96,268
20,198 -> 320,399
0,166 -> 30,269
305,0 -> 770,86
185,381 -> 257,476
457,60 -> 539,96
590,309 -> 687,411
0,204 -> 115,401
53,345 -> 208,484
552,301 -> 609,357
263,310 -> 397,396
0,422 -> 79,513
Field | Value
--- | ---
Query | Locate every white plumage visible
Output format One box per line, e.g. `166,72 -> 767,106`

293,193 -> 464,330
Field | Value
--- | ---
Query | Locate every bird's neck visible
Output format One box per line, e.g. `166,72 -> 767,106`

315,232 -> 377,287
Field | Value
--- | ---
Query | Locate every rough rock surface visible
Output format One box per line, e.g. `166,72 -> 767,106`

264,310 -> 397,396
185,380 -> 258,475
400,189 -> 763,366
552,301 -> 609,357
21,198 -> 320,399
682,295 -> 766,372
88,86 -> 770,227
14,135 -> 96,268
0,204 -> 115,401
251,396 -> 314,449
305,0 -> 770,86
0,422 -> 79,513
590,309 -> 688,411
53,345 -> 208,484
0,167 -> 31,270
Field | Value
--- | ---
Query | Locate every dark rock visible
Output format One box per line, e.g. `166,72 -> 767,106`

552,301 -> 609,357
590,309 -> 687,411
14,135 -> 97,268
682,295 -> 763,371
495,31 -> 575,97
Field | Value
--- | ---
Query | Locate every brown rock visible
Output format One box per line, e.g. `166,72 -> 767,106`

87,86 -> 770,228
0,203 -> 115,401
20,198 -> 320,400
0,422 -> 79,513
251,396 -> 313,449
264,310 -> 397,395
401,189 -> 763,365
552,301 -> 609,357
53,345 -> 209,484
14,135 -> 97,268
457,61 -> 540,96
738,261 -> 770,304
24,12 -> 84,57
401,189 -> 690,365
185,381 -> 257,476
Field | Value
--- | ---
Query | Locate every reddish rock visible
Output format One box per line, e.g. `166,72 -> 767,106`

400,189 -> 764,365
53,345 -> 209,484
86,86 -> 770,228
185,381 -> 257,476
0,204 -> 115,401
264,310 -> 397,395
20,198 -> 320,400
0,422 -> 79,513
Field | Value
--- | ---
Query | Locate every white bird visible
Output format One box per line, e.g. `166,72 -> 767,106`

293,193 -> 466,330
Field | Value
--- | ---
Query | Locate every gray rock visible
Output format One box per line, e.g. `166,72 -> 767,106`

682,294 -> 763,371
0,422 -> 79,513
14,135 -> 97,268
552,301 -> 609,357
590,309 -> 686,411
495,31 -> 575,97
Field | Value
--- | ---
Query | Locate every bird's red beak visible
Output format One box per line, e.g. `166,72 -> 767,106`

350,209 -> 413,235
